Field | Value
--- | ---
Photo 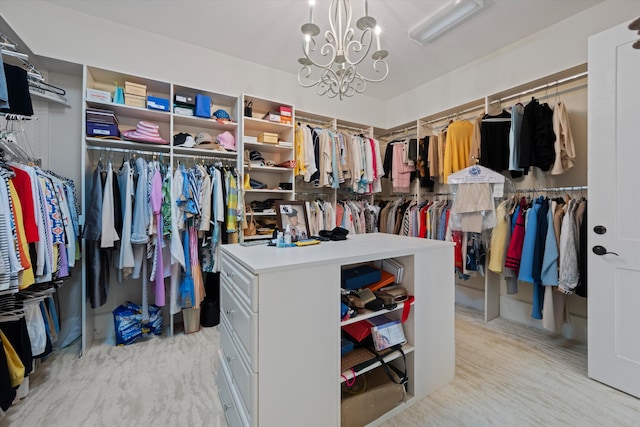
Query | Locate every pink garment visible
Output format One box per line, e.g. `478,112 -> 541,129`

151,169 -> 165,306
392,143 -> 414,193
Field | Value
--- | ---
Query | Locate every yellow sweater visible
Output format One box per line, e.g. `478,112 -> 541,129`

443,120 -> 474,184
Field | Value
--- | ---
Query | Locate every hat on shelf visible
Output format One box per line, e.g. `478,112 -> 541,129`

216,131 -> 236,151
212,109 -> 233,123
173,132 -> 196,147
196,132 -> 223,150
250,150 -> 265,165
123,121 -> 168,145
195,132 -> 213,144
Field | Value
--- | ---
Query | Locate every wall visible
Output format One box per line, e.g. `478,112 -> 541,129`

0,0 -> 385,128
385,0 -> 639,128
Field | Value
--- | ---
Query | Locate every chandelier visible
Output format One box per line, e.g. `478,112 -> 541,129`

298,0 -> 389,100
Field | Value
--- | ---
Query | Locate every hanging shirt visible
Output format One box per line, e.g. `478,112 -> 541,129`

550,101 -> 576,175
508,103 -> 525,177
150,167 -> 165,307
100,162 -> 119,248
443,121 -> 473,184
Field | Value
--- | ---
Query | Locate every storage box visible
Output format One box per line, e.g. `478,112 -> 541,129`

87,121 -> 119,138
174,105 -> 194,116
257,132 -> 278,144
341,337 -> 354,356
244,136 -> 258,144
279,105 -> 292,117
280,116 -> 292,125
147,96 -> 170,112
182,307 -> 201,334
86,88 -> 112,103
174,92 -> 195,106
341,265 -> 382,290
124,81 -> 147,97
262,112 -> 281,122
125,93 -> 146,108
86,107 -> 118,125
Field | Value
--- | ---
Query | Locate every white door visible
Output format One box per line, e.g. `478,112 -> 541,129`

588,19 -> 640,397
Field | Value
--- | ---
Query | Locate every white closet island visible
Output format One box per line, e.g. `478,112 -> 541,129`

217,233 -> 455,427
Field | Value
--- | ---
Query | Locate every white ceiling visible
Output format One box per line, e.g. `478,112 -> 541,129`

44,0 -> 602,100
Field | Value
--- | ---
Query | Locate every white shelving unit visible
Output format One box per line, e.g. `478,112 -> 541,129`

80,65 -> 241,354
240,94 -> 295,242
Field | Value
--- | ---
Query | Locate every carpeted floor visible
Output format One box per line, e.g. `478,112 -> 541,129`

2,305 -> 639,426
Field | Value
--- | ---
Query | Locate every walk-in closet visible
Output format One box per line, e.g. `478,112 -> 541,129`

0,1 -> 639,426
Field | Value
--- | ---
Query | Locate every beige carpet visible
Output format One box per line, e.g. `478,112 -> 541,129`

2,306 -> 640,426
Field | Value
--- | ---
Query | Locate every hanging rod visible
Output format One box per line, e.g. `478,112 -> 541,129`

336,123 -> 368,133
173,152 -> 236,164
379,124 -> 418,139
86,145 -> 163,157
506,185 -> 588,193
421,104 -> 485,127
492,71 -> 588,106
1,113 -> 34,120
0,48 -> 28,60
296,115 -> 332,126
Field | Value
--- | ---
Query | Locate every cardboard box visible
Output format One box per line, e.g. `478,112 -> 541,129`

341,368 -> 405,427
147,96 -> 170,112
125,93 -> 146,108
262,112 -> 281,122
86,88 -> 112,103
257,132 -> 278,144
124,81 -> 147,97
174,92 -> 195,106
279,106 -> 292,117
244,136 -> 258,144
174,105 -> 194,116
341,265 -> 382,290
87,122 -> 119,138
86,108 -> 118,125
280,116 -> 292,125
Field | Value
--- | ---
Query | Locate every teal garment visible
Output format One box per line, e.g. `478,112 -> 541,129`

541,203 -> 559,286
518,199 -> 542,284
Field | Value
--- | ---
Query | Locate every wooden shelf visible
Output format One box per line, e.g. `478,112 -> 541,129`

341,300 -> 413,327
244,141 -> 293,154
244,116 -> 292,133
173,113 -> 238,132
244,165 -> 293,173
86,99 -> 171,122
245,189 -> 293,194
85,136 -> 170,152
173,145 -> 237,158
246,211 -> 277,217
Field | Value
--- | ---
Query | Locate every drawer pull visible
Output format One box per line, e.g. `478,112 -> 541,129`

225,309 -> 235,316
226,271 -> 235,278
223,403 -> 233,412
226,355 -> 234,363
